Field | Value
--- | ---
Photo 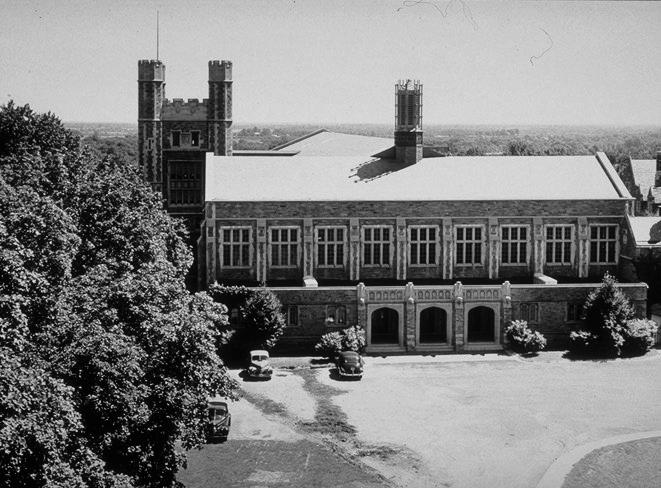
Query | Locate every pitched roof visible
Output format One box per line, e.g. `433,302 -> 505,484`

272,129 -> 393,156
627,216 -> 661,246
630,159 -> 656,199
205,149 -> 631,202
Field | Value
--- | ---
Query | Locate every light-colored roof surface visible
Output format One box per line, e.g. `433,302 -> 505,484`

205,151 -> 630,202
627,216 -> 661,245
273,129 -> 393,156
630,159 -> 656,198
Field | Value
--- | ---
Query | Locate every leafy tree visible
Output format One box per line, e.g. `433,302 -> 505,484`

0,347 -> 132,488
314,325 -> 366,360
208,284 -> 286,359
0,102 -> 237,487
568,273 -> 634,357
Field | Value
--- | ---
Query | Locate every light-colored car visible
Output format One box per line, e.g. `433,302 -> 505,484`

336,351 -> 364,379
247,349 -> 273,380
206,398 -> 231,441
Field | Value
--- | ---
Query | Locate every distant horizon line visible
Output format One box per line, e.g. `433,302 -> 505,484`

63,120 -> 661,129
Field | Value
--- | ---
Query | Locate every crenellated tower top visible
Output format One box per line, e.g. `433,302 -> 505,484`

138,59 -> 165,81
208,60 -> 232,82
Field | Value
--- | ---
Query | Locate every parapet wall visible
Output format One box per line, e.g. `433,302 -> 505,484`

161,98 -> 208,120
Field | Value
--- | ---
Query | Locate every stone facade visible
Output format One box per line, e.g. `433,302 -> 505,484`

200,197 -> 647,353
269,282 -> 647,354
200,199 -> 628,285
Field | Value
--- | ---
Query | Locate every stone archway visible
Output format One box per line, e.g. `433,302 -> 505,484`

370,307 -> 400,344
419,307 -> 448,343
467,306 -> 495,342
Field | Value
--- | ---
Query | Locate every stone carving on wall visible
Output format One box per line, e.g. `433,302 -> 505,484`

367,290 -> 404,302
501,281 -> 512,307
453,281 -> 464,303
577,217 -> 588,238
415,288 -> 453,301
356,282 -> 367,304
404,282 -> 415,303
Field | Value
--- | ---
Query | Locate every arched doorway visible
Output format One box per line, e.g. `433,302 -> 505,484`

467,306 -> 495,342
371,308 -> 399,344
419,307 -> 447,343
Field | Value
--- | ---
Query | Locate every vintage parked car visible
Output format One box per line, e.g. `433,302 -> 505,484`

247,349 -> 273,380
335,351 -> 364,379
206,398 -> 231,442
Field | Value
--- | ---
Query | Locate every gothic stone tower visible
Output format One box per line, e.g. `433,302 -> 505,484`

208,60 -> 233,156
137,59 -> 233,212
138,60 -> 165,191
394,80 -> 423,164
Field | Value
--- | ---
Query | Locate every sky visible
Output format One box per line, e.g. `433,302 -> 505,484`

1,0 -> 661,125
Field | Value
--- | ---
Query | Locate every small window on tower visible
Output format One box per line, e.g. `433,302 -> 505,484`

147,138 -> 154,150
181,132 -> 191,147
171,131 -> 181,147
191,131 -> 200,147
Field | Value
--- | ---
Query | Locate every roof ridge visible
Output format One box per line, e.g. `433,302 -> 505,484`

595,152 -> 632,199
270,128 -> 328,150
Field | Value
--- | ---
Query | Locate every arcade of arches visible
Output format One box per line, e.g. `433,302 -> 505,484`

369,304 -> 497,347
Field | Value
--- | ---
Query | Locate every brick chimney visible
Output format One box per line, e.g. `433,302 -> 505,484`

656,151 -> 661,187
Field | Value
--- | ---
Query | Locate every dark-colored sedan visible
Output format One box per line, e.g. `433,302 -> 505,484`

335,351 -> 364,379
206,399 -> 231,442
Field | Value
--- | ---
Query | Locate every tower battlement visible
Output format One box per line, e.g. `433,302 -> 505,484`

138,59 -> 165,81
162,98 -> 209,119
209,60 -> 232,81
163,98 -> 209,108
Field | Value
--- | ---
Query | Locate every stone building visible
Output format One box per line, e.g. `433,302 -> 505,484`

138,59 -> 648,354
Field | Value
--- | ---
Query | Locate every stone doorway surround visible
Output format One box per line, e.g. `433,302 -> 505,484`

359,281 -> 512,354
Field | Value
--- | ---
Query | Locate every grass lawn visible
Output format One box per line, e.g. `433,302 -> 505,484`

562,436 -> 661,488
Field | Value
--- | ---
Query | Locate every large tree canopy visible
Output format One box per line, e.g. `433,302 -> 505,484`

0,102 -> 237,487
